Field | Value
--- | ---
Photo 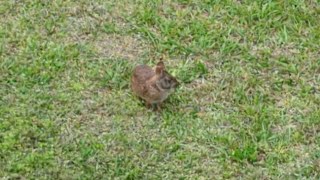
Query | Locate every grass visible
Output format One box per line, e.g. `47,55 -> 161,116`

1,0 -> 320,179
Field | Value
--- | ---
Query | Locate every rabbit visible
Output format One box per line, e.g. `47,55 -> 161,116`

131,60 -> 179,111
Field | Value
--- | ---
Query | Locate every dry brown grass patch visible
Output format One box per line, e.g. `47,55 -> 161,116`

93,34 -> 150,61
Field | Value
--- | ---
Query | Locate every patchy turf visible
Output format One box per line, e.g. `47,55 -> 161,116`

1,0 -> 320,179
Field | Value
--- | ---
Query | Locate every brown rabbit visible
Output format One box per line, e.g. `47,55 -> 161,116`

131,60 -> 179,111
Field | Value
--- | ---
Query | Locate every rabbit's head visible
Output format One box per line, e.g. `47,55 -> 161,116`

155,61 -> 179,90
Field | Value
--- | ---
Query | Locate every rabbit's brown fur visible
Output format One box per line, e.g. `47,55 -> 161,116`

131,61 -> 179,111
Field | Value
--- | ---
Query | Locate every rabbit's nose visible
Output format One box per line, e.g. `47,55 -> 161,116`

175,81 -> 180,88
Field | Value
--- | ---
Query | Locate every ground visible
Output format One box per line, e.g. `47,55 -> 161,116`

1,0 -> 320,179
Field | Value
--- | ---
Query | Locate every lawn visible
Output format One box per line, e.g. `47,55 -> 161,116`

1,0 -> 320,179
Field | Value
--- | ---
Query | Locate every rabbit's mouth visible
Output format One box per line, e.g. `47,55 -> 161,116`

174,81 -> 180,88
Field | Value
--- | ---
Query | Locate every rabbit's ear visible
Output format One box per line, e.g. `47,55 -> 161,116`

155,61 -> 165,75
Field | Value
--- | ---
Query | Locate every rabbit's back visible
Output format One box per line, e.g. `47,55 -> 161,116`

131,65 -> 154,99
132,65 -> 154,83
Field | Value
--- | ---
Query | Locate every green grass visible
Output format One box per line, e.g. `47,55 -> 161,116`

1,0 -> 320,179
